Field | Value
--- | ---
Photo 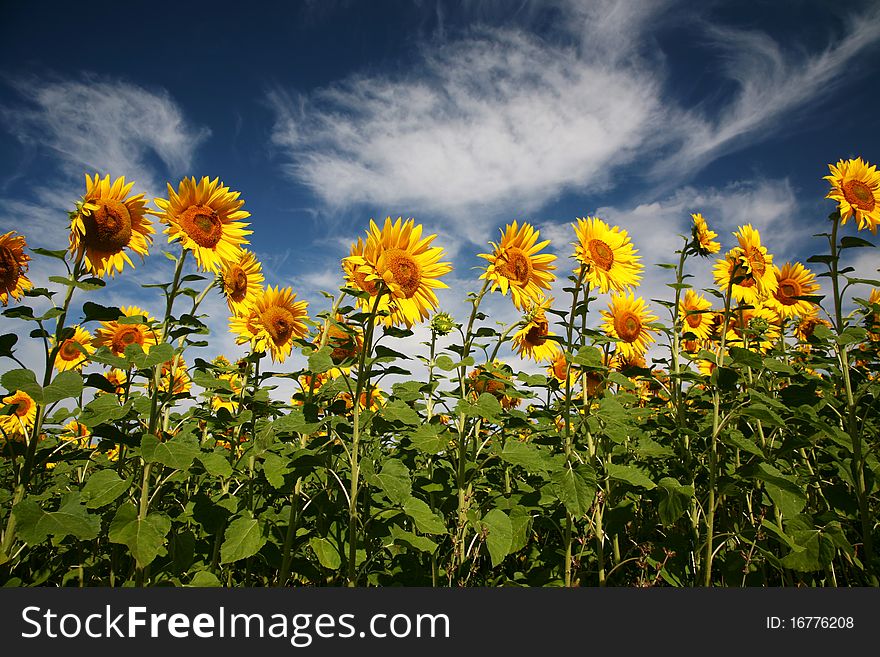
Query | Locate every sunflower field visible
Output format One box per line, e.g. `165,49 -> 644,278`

1,159 -> 879,588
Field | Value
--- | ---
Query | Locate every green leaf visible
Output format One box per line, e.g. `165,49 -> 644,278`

481,509 -> 513,567
433,354 -> 457,371
260,453 -> 289,489
108,503 -> 171,568
141,433 -> 199,471
307,347 -> 334,374
373,460 -> 412,504
0,333 -> 18,358
13,495 -> 100,544
607,463 -> 656,490
741,404 -> 786,427
82,302 -> 124,323
403,496 -> 447,534
273,410 -> 320,435
406,424 -> 448,454
657,477 -> 694,527
220,514 -> 267,564
382,400 -> 421,426
501,441 -> 557,475
550,465 -> 597,517
754,463 -> 807,518
78,395 -> 130,428
199,452 -> 233,479
82,470 -> 132,509
43,370 -> 83,404
1,369 -> 42,402
468,392 -> 503,421
389,527 -> 438,553
728,346 -> 762,369
840,235 -> 875,249
188,571 -> 222,587
309,537 -> 342,569
571,346 -> 604,368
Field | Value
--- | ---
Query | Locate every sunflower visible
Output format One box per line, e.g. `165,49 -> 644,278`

469,361 -> 520,410
229,306 -> 268,352
52,325 -> 95,372
547,351 -> 578,387
344,217 -> 452,327
613,352 -> 647,372
320,314 -> 363,366
1,390 -> 36,442
766,262 -> 820,319
679,289 -> 714,341
865,288 -> 880,341
0,231 -> 32,306
794,307 -> 832,345
825,157 -> 880,233
572,217 -> 642,293
101,368 -> 128,396
713,225 -> 777,304
601,291 -> 658,359
69,174 -> 153,277
94,306 -> 159,356
154,176 -> 252,272
249,286 -> 309,363
211,356 -> 243,413
479,220 -> 556,311
725,305 -> 780,352
219,249 -> 264,314
691,213 -> 721,256
60,420 -> 91,448
342,383 -> 385,411
155,355 -> 191,396
512,298 -> 561,362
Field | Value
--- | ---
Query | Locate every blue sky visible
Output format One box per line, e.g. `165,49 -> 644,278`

2,0 -> 880,383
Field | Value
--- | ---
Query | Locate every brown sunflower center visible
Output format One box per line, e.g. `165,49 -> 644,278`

59,339 -> 83,362
588,239 -> 615,270
745,249 -> 766,277
225,266 -> 249,303
384,248 -> 422,298
14,397 -> 32,417
262,306 -> 295,346
777,279 -> 801,305
179,205 -> 223,248
0,246 -> 21,289
498,247 -> 533,286
525,319 -> 549,346
686,312 -> 704,329
82,200 -> 132,253
111,326 -> 144,354
327,324 -> 359,363
614,310 -> 642,343
843,179 -> 875,211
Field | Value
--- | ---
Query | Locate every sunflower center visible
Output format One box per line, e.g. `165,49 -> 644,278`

179,205 -> 223,248
588,239 -> 614,270
14,398 -> 32,417
525,319 -> 549,346
112,326 -> 144,354
59,339 -> 83,361
777,279 -> 801,305
745,249 -> 766,277
614,310 -> 642,343
384,248 -> 422,298
686,312 -> 703,329
262,307 -> 295,346
82,200 -> 132,253
0,246 -> 20,289
225,266 -> 249,303
843,179 -> 875,211
498,247 -> 533,286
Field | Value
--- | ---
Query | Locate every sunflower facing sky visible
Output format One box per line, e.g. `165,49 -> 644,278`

825,157 -> 880,233
679,289 -> 714,341
0,230 -> 32,306
572,216 -> 642,293
0,390 -> 36,442
344,217 -> 452,327
52,325 -> 95,372
249,285 -> 310,363
691,213 -> 721,256
766,262 -> 820,319
154,176 -> 252,272
94,306 -> 158,356
69,174 -> 154,277
512,297 -> 561,363
479,220 -> 556,311
601,291 -> 658,359
219,249 -> 264,315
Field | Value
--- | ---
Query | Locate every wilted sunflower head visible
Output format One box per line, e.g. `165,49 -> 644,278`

52,325 -> 95,372
0,231 -> 32,306
825,157 -> 880,233
479,220 -> 556,311
690,213 -> 721,256
94,306 -> 159,356
154,176 -> 252,272
601,291 -> 658,359
69,174 -> 154,277
219,249 -> 264,315
572,216 -> 642,293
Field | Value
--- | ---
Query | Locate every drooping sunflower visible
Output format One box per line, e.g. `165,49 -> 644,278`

1,390 -> 36,442
766,262 -> 820,319
479,220 -> 556,311
825,157 -> 880,233
691,213 -> 721,256
601,291 -> 658,359
713,225 -> 777,304
512,298 -> 561,363
154,176 -> 252,272
344,217 -> 452,327
319,314 -> 363,366
219,249 -> 264,315
679,289 -> 714,341
52,325 -> 95,372
725,305 -> 781,352
155,355 -> 192,396
249,286 -> 310,363
94,306 -> 159,356
0,231 -> 32,306
69,174 -> 153,277
572,217 -> 642,293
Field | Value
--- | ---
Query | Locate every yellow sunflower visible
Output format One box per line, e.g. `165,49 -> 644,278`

825,157 -> 880,233
601,291 -> 658,359
0,231 -> 32,306
679,289 -> 713,341
547,351 -> 578,387
60,420 -> 91,448
725,305 -> 780,352
766,262 -> 820,319
479,220 -> 556,311
154,176 -> 252,272
344,217 -> 452,327
691,213 -> 721,256
572,216 -> 642,293
794,307 -> 832,345
1,390 -> 36,442
69,174 -> 153,277
320,314 -> 363,366
94,306 -> 159,356
866,288 -> 880,341
612,352 -> 647,371
342,383 -> 385,411
512,298 -> 561,362
229,306 -> 268,352
250,286 -> 309,363
713,225 -> 777,304
101,368 -> 128,396
52,325 -> 95,372
219,249 -> 264,315
211,356 -> 243,413
155,355 -> 191,396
